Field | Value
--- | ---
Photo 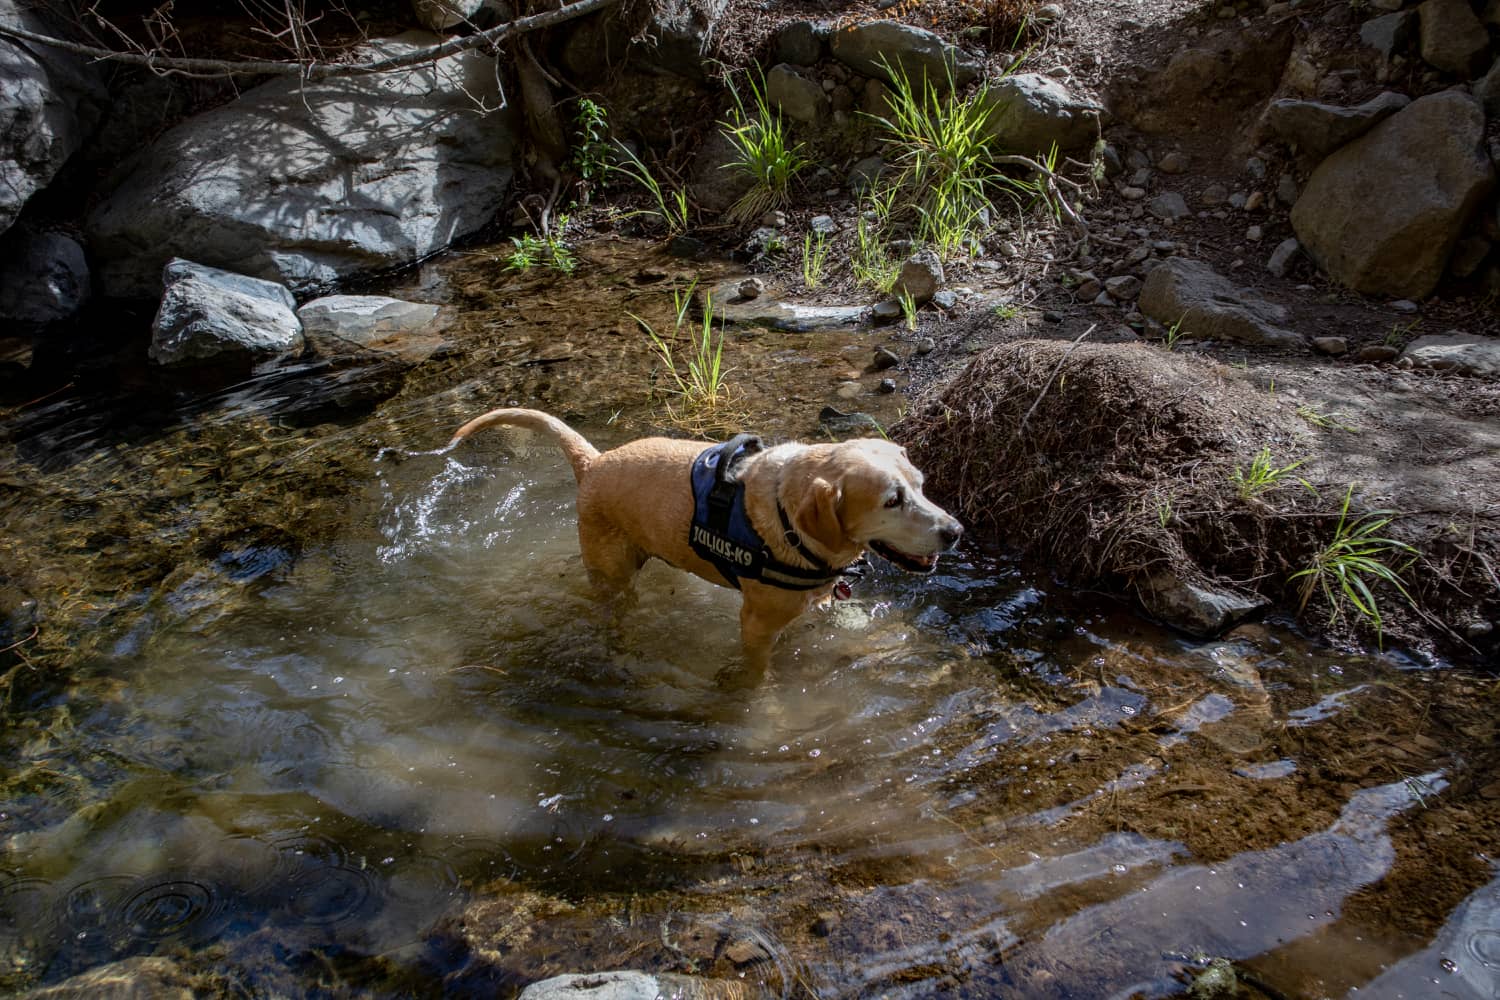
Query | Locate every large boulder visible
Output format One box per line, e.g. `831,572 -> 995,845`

86,33 -> 519,298
629,0 -> 733,79
981,73 -> 1102,155
1265,92 -> 1410,160
1290,92 -> 1494,299
0,229 -> 89,326
0,0 -> 106,235
298,294 -> 446,364
149,259 -> 303,366
829,21 -> 981,92
1418,0 -> 1491,76
1138,258 -> 1304,347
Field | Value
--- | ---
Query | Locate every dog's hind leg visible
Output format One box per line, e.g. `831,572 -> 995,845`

577,515 -> 644,612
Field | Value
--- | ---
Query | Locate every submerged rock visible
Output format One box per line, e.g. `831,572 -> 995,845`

1139,572 -> 1269,638
149,259 -> 303,366
298,294 -> 445,364
17,955 -> 233,999
1138,258 -> 1303,347
87,33 -> 519,297
519,971 -> 741,1000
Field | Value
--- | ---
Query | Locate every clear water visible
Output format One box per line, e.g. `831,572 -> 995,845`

0,241 -> 1494,998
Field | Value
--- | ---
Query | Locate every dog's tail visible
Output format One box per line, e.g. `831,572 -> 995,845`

447,408 -> 600,485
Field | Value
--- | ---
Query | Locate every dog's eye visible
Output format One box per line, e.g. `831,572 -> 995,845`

884,487 -> 904,509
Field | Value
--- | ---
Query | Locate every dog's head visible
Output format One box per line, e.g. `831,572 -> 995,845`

792,439 -> 962,573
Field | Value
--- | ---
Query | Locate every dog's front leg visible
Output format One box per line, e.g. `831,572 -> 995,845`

727,594 -> 802,686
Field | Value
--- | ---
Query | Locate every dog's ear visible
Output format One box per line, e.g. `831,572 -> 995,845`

794,477 -> 845,553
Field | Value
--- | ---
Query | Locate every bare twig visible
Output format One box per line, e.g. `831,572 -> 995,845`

0,0 -> 620,79
1018,324 -> 1096,434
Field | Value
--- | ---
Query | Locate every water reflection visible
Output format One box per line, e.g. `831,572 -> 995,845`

0,241 -> 1495,997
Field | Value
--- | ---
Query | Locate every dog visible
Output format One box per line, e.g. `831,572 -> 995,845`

447,408 -> 962,678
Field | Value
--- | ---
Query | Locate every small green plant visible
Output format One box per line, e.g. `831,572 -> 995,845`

1232,447 -> 1307,500
504,215 -> 576,274
572,98 -> 611,204
721,70 -> 809,225
1384,319 -> 1419,347
993,303 -> 1021,320
1162,317 -> 1187,351
1297,404 -> 1359,433
1291,484 -> 1417,645
1156,496 -> 1174,529
608,140 -> 690,235
632,294 -> 732,421
802,230 -> 831,289
852,192 -> 900,292
898,287 -> 919,331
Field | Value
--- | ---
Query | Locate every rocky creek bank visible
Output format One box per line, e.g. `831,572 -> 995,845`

2,0 -> 1499,666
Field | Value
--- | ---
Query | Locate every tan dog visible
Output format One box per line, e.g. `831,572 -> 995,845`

448,408 -> 962,677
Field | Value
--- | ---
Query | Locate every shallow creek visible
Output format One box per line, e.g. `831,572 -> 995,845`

1,240 -> 1497,998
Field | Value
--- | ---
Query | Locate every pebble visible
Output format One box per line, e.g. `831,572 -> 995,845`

737,277 -> 765,300
836,381 -> 863,399
877,378 -> 897,393
1075,278 -> 1103,300
872,346 -> 900,370
932,289 -> 959,310
1244,191 -> 1265,211
1043,310 -> 1063,323
915,337 -> 935,355
1246,225 -> 1264,241
1119,185 -> 1147,201
1388,299 -> 1419,313
1245,156 -> 1267,179
760,210 -> 787,228
1105,274 -> 1143,300
1228,192 -> 1247,209
1312,336 -> 1348,355
1158,150 -> 1189,173
1359,345 -> 1400,363
872,299 -> 902,321
1267,237 -> 1300,277
809,215 -> 837,234
1125,245 -> 1151,266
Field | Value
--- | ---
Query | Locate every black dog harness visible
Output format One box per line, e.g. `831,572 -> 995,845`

688,434 -> 858,593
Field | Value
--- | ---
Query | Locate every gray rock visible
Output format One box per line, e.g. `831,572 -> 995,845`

1360,344 -> 1401,362
847,155 -> 885,194
1360,10 -> 1417,61
773,20 -> 825,66
1266,92 -> 1411,160
631,0 -> 733,80
1312,336 -> 1348,355
871,299 -> 903,321
298,294 -> 442,361
149,259 -> 303,366
829,21 -> 981,92
736,277 -> 764,300
819,405 -> 883,434
1403,333 -> 1500,376
0,230 -> 89,325
1276,172 -> 1299,205
0,0 -> 106,235
1200,183 -> 1228,205
1475,59 -> 1500,117
411,0 -> 489,31
895,249 -> 944,303
878,377 -> 897,393
809,214 -> 837,234
872,345 -> 900,370
1418,0 -> 1491,76
932,288 -> 959,310
87,33 -> 519,298
766,63 -> 829,124
518,971 -> 735,1000
915,336 -> 935,354
1104,274 -> 1143,300
1291,92 -> 1494,299
1267,237 -> 1301,277
717,295 -> 866,332
691,127 -> 756,214
1138,257 -> 1304,347
1075,277 -> 1103,300
1139,571 -> 1268,638
1147,192 -> 1191,221
1157,150 -> 1188,174
980,73 -> 1102,155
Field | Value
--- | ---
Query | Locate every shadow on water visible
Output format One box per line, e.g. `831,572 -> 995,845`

1,240 -> 1498,997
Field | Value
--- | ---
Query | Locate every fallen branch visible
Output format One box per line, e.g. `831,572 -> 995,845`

0,0 -> 619,79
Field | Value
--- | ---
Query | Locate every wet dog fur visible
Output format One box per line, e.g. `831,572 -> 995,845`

448,408 -> 962,679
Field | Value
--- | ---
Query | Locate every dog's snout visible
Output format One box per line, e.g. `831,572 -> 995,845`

939,522 -> 962,550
